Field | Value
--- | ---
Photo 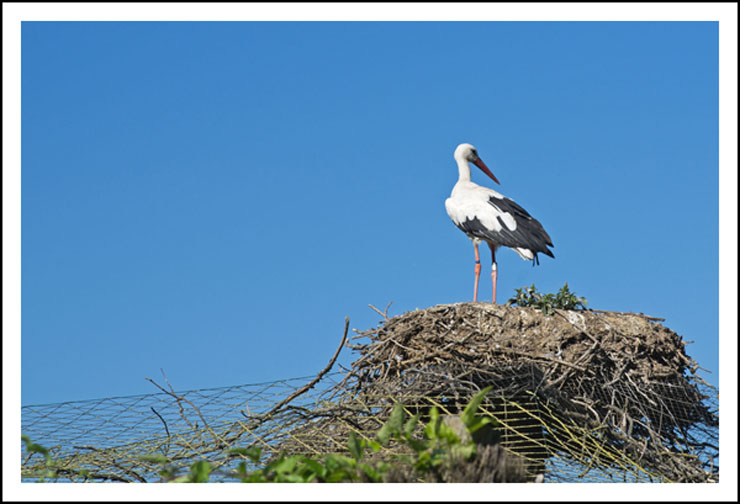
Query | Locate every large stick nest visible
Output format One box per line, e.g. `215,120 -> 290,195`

280,303 -> 718,482
20,303 -> 718,483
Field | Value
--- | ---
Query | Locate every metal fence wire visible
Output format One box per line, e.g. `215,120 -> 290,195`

21,304 -> 719,483
22,373 -> 347,482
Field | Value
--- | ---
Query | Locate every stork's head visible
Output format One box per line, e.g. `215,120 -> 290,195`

454,143 -> 500,184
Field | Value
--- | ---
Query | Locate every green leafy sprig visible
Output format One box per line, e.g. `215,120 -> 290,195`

506,283 -> 588,315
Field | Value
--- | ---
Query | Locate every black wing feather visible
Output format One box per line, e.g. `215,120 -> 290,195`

455,195 -> 554,261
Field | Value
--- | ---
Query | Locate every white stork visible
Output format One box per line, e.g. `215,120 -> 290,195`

445,143 -> 554,303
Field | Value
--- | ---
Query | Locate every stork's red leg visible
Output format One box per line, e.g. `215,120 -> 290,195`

473,242 -> 481,302
489,244 -> 498,304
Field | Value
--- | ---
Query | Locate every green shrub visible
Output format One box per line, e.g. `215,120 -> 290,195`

143,386 -> 498,483
506,283 -> 588,315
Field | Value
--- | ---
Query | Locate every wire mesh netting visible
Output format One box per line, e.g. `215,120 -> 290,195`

21,303 -> 719,483
21,373 -> 347,482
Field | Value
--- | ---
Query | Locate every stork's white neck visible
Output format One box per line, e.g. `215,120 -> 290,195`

455,154 -> 472,182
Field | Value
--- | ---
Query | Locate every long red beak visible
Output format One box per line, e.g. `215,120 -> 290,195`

473,158 -> 500,185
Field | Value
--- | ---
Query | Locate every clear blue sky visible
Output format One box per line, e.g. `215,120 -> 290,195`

21,21 -> 720,405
